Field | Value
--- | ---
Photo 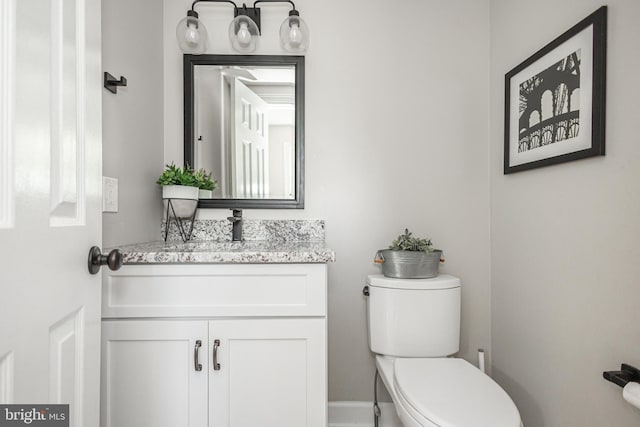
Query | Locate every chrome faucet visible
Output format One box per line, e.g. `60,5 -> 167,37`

227,209 -> 243,241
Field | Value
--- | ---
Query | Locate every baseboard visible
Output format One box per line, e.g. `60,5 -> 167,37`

328,401 -> 403,427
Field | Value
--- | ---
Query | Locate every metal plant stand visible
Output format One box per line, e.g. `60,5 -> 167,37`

162,198 -> 197,243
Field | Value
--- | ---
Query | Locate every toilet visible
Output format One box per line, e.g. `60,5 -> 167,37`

365,274 -> 522,427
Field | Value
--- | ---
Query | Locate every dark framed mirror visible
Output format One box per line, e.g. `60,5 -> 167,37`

184,54 -> 304,209
184,55 -> 304,209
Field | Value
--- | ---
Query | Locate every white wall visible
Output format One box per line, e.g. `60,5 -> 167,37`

490,1 -> 640,425
102,0 -> 164,247
164,0 -> 491,401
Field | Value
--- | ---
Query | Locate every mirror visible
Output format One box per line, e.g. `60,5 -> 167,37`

184,55 -> 304,209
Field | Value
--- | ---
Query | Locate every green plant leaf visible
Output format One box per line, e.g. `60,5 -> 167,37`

194,168 -> 218,191
156,163 -> 199,188
389,228 -> 434,253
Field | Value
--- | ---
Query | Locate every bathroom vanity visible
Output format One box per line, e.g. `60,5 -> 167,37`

100,237 -> 334,427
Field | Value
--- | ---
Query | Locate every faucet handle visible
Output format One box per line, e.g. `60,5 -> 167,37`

227,208 -> 243,223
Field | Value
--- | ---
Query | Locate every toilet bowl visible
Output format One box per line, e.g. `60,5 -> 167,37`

365,274 -> 522,427
376,356 -> 522,427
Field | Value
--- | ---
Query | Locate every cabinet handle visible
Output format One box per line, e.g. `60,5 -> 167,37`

194,340 -> 203,372
213,339 -> 221,371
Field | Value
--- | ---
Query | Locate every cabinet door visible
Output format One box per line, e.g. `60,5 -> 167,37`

209,318 -> 327,427
102,320 -> 208,427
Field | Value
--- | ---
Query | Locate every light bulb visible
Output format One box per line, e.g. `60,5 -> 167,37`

288,23 -> 302,45
184,23 -> 201,47
279,12 -> 309,53
229,15 -> 258,53
176,12 -> 207,54
237,22 -> 252,47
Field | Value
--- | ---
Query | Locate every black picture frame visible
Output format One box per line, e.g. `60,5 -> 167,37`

504,6 -> 607,174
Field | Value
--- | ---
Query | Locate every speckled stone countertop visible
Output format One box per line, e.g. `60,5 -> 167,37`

163,219 -> 327,242
116,240 -> 336,264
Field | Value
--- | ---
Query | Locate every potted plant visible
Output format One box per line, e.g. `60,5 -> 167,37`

375,229 -> 443,279
156,163 -> 199,218
194,168 -> 217,199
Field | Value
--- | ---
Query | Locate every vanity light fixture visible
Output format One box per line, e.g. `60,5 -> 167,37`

176,0 -> 309,54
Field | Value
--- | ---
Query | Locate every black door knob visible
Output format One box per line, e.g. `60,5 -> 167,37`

88,246 -> 123,275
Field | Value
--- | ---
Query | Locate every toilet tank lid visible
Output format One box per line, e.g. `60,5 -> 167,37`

367,274 -> 460,290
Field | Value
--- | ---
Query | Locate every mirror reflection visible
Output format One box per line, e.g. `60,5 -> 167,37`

192,64 -> 296,200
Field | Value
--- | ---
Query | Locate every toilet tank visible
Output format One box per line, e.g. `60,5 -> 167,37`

366,274 -> 461,357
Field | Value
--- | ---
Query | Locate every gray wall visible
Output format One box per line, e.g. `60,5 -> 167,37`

102,0 -> 164,247
194,67 -> 224,197
490,1 -> 640,425
163,0 -> 491,401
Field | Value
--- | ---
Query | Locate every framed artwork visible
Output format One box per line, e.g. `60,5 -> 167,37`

504,6 -> 607,174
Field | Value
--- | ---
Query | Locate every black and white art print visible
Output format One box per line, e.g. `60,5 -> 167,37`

504,6 -> 606,174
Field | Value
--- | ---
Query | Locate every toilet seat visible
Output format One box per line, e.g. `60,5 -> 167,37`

377,356 -> 521,427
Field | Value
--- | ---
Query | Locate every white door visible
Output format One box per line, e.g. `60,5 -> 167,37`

0,0 -> 102,425
230,79 -> 269,198
101,321 -> 208,427
209,318 -> 327,427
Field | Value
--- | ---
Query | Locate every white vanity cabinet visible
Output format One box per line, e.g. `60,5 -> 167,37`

101,320 -> 209,427
101,264 -> 328,427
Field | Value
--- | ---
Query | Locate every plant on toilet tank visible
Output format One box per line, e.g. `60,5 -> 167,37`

389,228 -> 434,252
375,229 -> 444,279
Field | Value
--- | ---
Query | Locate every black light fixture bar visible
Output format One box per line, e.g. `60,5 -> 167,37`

190,0 -> 298,34
235,4 -> 261,34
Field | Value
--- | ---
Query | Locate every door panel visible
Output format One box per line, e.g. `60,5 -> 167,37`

0,352 -> 14,403
50,0 -> 85,225
0,0 -> 102,425
231,79 -> 269,198
0,0 -> 15,229
49,308 -> 85,423
230,338 -> 307,424
101,321 -> 208,427
209,318 -> 326,427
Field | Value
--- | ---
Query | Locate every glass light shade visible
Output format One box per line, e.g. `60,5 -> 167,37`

279,14 -> 309,52
229,15 -> 259,53
176,13 -> 208,54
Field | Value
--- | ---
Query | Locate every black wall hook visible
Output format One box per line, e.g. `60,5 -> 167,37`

603,364 -> 640,388
104,72 -> 127,94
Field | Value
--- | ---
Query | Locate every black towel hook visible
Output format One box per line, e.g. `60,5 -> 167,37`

104,72 -> 127,94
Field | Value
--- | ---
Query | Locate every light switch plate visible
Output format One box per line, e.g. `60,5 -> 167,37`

102,176 -> 118,212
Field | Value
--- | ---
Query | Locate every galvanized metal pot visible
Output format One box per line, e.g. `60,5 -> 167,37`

375,249 -> 443,279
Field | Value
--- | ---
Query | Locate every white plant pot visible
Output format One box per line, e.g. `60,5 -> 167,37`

162,185 -> 199,218
198,189 -> 213,199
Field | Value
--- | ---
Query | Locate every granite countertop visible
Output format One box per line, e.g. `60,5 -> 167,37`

115,240 -> 336,264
